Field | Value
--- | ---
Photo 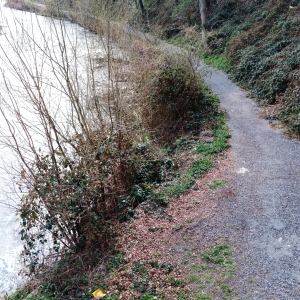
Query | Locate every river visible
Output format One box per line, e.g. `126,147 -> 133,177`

0,1 -> 107,295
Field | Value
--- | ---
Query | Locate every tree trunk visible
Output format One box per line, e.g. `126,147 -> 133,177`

138,0 -> 146,18
199,0 -> 208,48
199,0 -> 207,29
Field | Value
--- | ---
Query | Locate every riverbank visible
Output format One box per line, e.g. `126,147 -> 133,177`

7,122 -> 233,300
5,0 -> 108,34
2,3 -> 234,298
5,0 -> 69,18
4,1 -> 300,299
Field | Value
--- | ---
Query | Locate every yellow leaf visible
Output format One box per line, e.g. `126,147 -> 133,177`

92,288 -> 107,299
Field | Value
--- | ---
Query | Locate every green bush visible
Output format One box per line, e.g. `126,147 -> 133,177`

172,0 -> 198,25
280,86 -> 300,135
201,0 -> 300,120
19,133 -> 134,271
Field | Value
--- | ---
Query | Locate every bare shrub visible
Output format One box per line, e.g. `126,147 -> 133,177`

131,49 -> 215,141
0,5 -> 139,273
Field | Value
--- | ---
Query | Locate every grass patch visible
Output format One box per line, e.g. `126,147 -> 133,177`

8,290 -> 54,300
195,115 -> 231,156
201,244 -> 230,264
202,54 -> 232,73
189,158 -> 214,177
195,295 -> 213,300
178,291 -> 190,300
182,243 -> 236,300
189,274 -> 200,283
8,289 -> 32,300
164,277 -> 186,287
208,179 -> 228,190
163,113 -> 230,200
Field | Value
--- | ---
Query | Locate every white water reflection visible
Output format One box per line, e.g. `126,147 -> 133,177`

0,1 -> 107,295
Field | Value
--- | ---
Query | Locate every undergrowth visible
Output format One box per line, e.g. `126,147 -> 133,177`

9,44 -> 230,299
202,55 -> 231,73
205,0 -> 300,136
37,112 -> 230,299
162,113 -> 230,200
3,0 -> 238,297
167,0 -> 300,137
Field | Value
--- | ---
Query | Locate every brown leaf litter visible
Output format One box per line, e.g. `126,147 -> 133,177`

105,149 -> 235,299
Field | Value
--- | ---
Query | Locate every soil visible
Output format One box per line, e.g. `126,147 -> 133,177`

112,151 -> 235,299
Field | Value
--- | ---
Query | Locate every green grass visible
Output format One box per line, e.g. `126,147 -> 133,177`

202,54 -> 232,73
186,218 -> 194,223
205,274 -> 212,283
183,243 -> 236,300
189,159 -> 213,177
195,295 -> 213,300
164,277 -> 186,287
189,274 -> 200,283
164,113 -> 230,200
7,289 -> 31,300
163,157 -> 213,199
140,293 -> 166,300
178,291 -> 190,300
8,289 -> 54,300
169,35 -> 232,73
208,180 -> 228,190
201,244 -> 230,264
131,113 -> 230,216
195,116 -> 231,156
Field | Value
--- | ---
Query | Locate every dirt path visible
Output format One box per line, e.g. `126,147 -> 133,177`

199,64 -> 300,299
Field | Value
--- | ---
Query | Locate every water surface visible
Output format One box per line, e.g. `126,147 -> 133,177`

0,1 -> 105,294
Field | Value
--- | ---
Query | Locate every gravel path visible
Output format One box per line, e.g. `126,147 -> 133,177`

199,64 -> 300,299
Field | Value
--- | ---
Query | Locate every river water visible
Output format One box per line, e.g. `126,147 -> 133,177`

0,1 -> 107,295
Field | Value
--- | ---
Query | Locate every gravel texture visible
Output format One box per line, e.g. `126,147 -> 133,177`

199,64 -> 300,299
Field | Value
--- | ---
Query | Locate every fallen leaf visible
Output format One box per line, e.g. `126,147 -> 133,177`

92,288 -> 106,299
